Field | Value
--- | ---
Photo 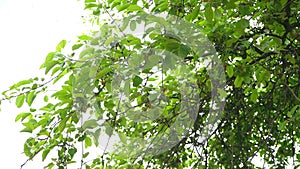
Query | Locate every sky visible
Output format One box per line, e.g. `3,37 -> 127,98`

0,0 -> 89,168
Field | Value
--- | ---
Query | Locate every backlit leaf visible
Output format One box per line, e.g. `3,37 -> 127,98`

16,94 -> 25,108
42,148 -> 51,161
56,40 -> 67,52
26,91 -> 36,106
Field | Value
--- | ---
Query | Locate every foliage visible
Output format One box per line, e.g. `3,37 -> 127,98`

1,0 -> 300,168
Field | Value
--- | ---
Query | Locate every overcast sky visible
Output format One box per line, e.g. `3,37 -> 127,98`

0,0 -> 88,168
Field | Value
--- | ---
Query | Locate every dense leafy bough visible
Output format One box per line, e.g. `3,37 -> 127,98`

1,0 -> 300,168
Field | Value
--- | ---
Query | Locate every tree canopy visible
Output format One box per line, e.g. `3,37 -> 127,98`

1,0 -> 300,168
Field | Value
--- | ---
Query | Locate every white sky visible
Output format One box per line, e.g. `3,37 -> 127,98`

0,0 -> 88,168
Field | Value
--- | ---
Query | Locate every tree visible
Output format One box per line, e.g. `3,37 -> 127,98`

1,0 -> 300,168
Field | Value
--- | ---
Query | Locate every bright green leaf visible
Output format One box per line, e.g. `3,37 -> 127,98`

44,95 -> 49,102
21,127 -> 33,133
42,148 -> 51,161
45,60 -> 59,75
72,44 -> 83,51
56,40 -> 67,52
78,35 -> 92,40
15,112 -> 31,122
234,76 -> 243,88
227,65 -> 234,77
116,4 -> 130,11
58,115 -> 70,132
26,91 -> 36,106
85,137 -> 92,148
16,94 -> 25,108
10,79 -> 33,89
186,6 -> 199,21
127,4 -> 143,12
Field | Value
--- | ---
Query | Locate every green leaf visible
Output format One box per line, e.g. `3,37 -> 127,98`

105,37 -> 115,46
51,66 -> 61,76
205,5 -> 214,22
85,137 -> 92,148
116,4 -> 130,11
85,3 -> 99,9
78,35 -> 92,41
45,60 -> 58,75
21,127 -> 33,133
58,115 -> 70,132
10,79 -> 33,89
286,55 -> 296,64
278,121 -> 287,131
288,105 -> 299,118
15,112 -> 31,122
96,67 -> 112,79
85,0 -> 96,3
119,133 -> 127,144
93,9 -> 100,15
79,47 -> 95,58
127,4 -> 143,12
124,80 -> 131,97
179,44 -> 191,58
42,148 -> 51,161
163,38 -> 181,50
44,95 -> 49,102
250,89 -> 258,103
68,148 -> 77,159
104,100 -> 115,109
105,125 -> 113,136
26,91 -> 36,106
83,152 -> 90,158
133,76 -> 143,87
153,1 -> 168,12
56,40 -> 67,52
24,142 -> 32,157
186,5 -> 200,21
45,163 -> 54,169
227,65 -> 234,77
16,94 -> 25,108
164,55 -> 177,69
130,20 -> 136,31
234,76 -> 243,88
72,44 -> 83,51
218,88 -> 227,98
82,119 -> 98,129
53,69 -> 68,84
44,52 -> 55,64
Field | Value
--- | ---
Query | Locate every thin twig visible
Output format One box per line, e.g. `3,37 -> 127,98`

1,70 -> 65,102
284,82 -> 300,102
